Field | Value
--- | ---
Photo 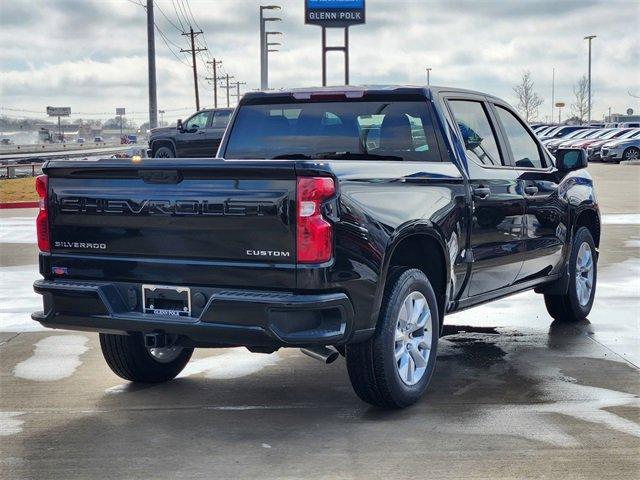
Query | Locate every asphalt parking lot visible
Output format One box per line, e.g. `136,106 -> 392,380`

1,163 -> 638,480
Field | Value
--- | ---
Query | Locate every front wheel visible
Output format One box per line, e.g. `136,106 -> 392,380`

544,226 -> 597,322
153,145 -> 175,158
622,147 -> 640,162
346,268 -> 439,409
99,333 -> 193,383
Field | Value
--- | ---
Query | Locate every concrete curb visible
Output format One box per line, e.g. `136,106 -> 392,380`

620,160 -> 640,166
0,201 -> 39,209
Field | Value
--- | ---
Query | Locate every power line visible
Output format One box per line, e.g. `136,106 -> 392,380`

219,74 -> 235,108
175,0 -> 193,29
153,0 -> 183,32
181,28 -> 207,110
125,0 -> 192,67
171,0 -> 187,31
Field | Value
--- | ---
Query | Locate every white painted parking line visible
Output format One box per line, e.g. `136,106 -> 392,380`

0,217 -> 36,244
0,411 -> 25,436
0,264 -> 43,332
602,213 -> 640,225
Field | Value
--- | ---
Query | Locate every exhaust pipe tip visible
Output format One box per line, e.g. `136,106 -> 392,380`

300,346 -> 339,364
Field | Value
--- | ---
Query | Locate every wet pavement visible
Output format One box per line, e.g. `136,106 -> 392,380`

1,163 -> 639,479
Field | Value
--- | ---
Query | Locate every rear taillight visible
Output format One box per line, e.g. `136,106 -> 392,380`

35,175 -> 50,252
296,177 -> 335,264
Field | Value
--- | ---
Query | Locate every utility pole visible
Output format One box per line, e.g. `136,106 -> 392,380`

146,0 -> 158,129
551,67 -> 555,123
181,27 -> 207,110
426,67 -> 432,85
584,35 -> 596,124
220,74 -> 235,107
260,5 -> 281,90
159,109 -> 165,126
206,59 -> 223,108
233,81 -> 247,105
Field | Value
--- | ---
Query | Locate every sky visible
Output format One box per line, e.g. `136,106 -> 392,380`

1,0 -> 639,125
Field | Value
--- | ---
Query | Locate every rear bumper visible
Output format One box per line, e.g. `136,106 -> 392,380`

32,279 -> 356,348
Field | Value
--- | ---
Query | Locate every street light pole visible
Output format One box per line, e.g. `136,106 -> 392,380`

551,67 -> 555,123
584,35 -> 596,124
425,67 -> 432,85
260,5 -> 281,90
146,0 -> 158,129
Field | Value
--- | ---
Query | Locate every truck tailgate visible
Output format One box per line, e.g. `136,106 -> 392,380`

44,158 -> 297,289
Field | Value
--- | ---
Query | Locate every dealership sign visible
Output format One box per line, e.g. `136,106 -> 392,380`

116,108 -> 126,116
46,106 -> 71,117
305,0 -> 365,27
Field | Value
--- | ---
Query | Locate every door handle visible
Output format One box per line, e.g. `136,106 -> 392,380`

525,186 -> 539,195
472,187 -> 491,199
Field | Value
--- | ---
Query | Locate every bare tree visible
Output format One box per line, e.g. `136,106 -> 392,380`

572,75 -> 590,124
513,71 -> 544,122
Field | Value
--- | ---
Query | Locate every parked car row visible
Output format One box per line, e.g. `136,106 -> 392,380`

531,124 -> 640,163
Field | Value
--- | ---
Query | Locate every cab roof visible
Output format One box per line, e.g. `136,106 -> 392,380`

242,85 -> 501,102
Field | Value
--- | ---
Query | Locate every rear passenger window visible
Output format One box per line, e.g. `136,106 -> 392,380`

211,110 -> 231,128
495,106 -> 545,169
448,100 -> 503,166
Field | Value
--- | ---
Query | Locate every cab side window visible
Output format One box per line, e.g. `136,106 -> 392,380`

187,111 -> 211,130
211,110 -> 231,128
448,100 -> 503,166
494,106 -> 545,169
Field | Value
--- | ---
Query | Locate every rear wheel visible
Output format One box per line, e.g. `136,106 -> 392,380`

346,268 -> 439,409
544,227 -> 597,322
99,333 -> 193,383
153,145 -> 175,158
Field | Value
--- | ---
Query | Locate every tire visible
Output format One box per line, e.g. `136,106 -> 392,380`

544,226 -> 597,322
346,268 -> 439,409
99,333 -> 193,383
153,145 -> 175,158
622,147 -> 640,162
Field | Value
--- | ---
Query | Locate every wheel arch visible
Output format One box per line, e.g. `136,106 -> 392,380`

372,224 -> 451,331
575,208 -> 601,248
150,138 -> 176,156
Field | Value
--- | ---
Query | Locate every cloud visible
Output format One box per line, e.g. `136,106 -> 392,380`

1,0 -> 639,124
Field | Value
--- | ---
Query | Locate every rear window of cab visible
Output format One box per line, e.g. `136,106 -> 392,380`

224,99 -> 441,162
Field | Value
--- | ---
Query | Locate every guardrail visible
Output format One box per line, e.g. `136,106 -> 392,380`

1,163 -> 43,178
0,142 -> 118,154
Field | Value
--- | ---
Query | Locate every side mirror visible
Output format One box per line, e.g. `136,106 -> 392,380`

176,119 -> 183,131
556,148 -> 588,172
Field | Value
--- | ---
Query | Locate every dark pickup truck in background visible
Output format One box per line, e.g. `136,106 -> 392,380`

148,107 -> 233,158
32,86 -> 600,409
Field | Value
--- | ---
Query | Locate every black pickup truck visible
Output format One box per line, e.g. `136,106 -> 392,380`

148,107 -> 233,158
32,86 -> 599,409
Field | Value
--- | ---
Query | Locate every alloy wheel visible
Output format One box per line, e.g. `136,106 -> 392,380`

575,241 -> 594,307
394,291 -> 433,386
